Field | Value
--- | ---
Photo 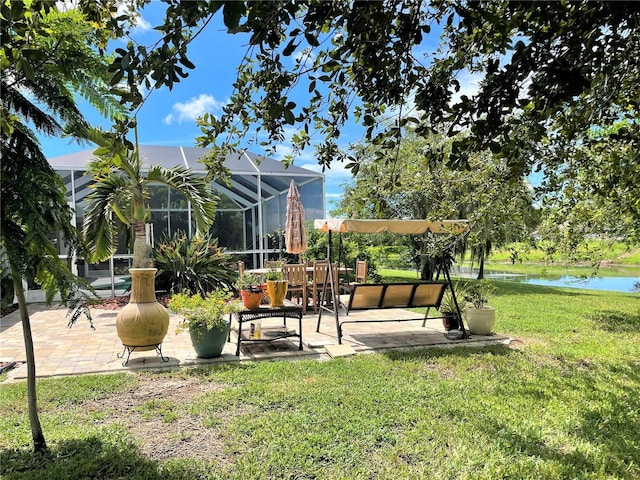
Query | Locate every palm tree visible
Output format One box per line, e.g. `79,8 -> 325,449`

1,4 -> 127,452
83,129 -> 218,268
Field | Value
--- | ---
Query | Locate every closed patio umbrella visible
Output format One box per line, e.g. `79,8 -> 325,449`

285,179 -> 307,259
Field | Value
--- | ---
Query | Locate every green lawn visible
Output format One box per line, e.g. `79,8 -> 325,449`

482,262 -> 640,278
1,280 -> 639,479
488,241 -> 640,266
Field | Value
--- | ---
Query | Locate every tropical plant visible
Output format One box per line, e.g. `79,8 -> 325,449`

264,260 -> 286,281
0,3 -> 126,453
461,280 -> 496,309
439,286 -> 467,314
168,289 -> 238,333
83,129 -> 217,268
235,272 -> 262,293
154,230 -> 236,295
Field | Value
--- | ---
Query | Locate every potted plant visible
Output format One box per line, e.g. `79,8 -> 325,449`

264,260 -> 288,307
235,272 -> 263,309
439,286 -> 467,331
168,289 -> 239,358
462,280 -> 497,335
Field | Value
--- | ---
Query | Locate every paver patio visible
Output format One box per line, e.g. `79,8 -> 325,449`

1,303 -> 510,381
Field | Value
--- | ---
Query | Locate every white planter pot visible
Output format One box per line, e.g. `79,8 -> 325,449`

465,306 -> 496,335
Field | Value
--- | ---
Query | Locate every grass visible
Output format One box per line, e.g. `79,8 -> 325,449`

482,262 -> 640,278
488,240 -> 640,265
1,280 -> 639,479
380,263 -> 640,282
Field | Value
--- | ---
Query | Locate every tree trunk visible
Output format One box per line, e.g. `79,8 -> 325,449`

477,254 -> 485,280
11,265 -> 47,452
132,220 -> 153,268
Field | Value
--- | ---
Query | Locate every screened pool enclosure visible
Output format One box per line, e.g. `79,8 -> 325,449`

38,146 -> 325,300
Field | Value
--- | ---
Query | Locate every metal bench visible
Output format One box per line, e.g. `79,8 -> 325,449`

328,281 -> 452,344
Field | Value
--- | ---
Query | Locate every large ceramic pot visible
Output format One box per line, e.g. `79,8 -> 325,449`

116,268 -> 169,349
266,280 -> 288,307
189,321 -> 230,358
465,306 -> 496,335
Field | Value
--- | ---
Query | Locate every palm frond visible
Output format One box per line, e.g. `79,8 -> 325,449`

1,80 -> 63,136
144,165 -> 218,232
83,175 -> 132,262
20,70 -> 85,129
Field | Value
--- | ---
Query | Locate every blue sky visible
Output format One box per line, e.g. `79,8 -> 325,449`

40,3 -> 360,213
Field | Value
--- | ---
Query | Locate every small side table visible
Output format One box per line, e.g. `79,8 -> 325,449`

229,300 -> 303,356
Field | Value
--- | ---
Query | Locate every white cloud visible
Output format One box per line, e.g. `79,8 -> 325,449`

294,48 -> 316,69
451,70 -> 482,104
163,94 -> 224,125
132,15 -> 152,33
114,2 -> 152,33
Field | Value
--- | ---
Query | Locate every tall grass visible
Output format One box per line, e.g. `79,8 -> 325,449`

1,282 -> 639,479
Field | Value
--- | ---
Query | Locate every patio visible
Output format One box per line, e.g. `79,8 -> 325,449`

1,303 -> 510,381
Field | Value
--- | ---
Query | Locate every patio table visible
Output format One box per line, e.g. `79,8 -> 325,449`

229,300 -> 303,356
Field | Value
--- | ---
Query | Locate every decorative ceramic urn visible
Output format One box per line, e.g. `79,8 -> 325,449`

116,268 -> 169,349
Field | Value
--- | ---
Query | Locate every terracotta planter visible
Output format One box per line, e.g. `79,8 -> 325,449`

116,268 -> 169,349
465,306 -> 496,335
266,280 -> 288,307
240,289 -> 262,309
441,312 -> 460,331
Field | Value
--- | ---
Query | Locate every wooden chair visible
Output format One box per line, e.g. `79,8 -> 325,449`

347,259 -> 367,292
283,263 -> 308,313
355,259 -> 367,284
307,261 -> 339,313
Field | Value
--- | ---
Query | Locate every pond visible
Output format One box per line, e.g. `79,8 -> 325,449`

480,270 -> 640,293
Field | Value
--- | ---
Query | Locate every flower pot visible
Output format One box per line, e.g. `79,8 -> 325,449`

266,280 -> 288,307
189,322 -> 230,358
442,312 -> 460,331
116,268 -> 169,349
240,289 -> 262,309
465,306 -> 496,335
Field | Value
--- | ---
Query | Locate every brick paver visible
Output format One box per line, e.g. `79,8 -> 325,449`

1,303 -> 509,381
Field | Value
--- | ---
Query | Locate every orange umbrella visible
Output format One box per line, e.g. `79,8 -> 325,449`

285,179 -> 308,257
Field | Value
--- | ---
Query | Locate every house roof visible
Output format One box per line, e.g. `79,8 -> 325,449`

48,145 -> 322,177
49,145 -> 323,211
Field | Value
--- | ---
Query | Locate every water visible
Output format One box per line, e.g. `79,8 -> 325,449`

481,270 -> 640,293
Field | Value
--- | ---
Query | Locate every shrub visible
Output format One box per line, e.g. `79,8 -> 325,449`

461,279 -> 496,309
154,231 -> 236,295
168,289 -> 238,332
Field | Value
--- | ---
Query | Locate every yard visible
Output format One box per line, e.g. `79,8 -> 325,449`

1,279 -> 638,479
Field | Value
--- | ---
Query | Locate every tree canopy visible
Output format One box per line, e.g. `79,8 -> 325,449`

338,133 -> 536,277
98,0 -> 639,244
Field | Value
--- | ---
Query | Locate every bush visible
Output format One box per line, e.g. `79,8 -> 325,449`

168,289 -> 238,332
460,279 -> 496,309
154,231 -> 236,295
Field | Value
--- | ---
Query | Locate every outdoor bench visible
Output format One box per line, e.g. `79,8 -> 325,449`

328,281 -> 450,344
